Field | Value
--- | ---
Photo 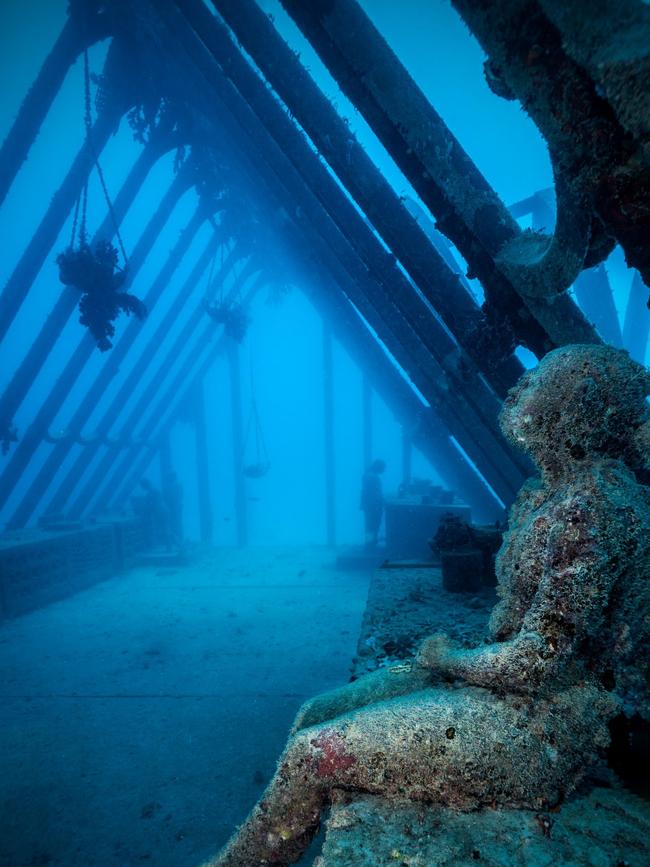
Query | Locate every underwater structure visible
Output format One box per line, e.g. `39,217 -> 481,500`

0,0 -> 649,865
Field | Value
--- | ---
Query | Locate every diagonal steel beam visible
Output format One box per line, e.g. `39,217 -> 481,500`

0,6 -> 111,208
0,38 -> 134,342
211,0 -> 522,395
0,139 -> 164,447
6,194 -> 207,528
623,271 -> 650,365
279,0 -> 598,353
97,273 -> 262,514
0,169 -> 191,517
164,0 -> 527,502
43,227 -> 230,517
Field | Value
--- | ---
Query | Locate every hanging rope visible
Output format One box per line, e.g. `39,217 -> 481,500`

82,48 -> 128,267
69,189 -> 81,249
80,178 -> 88,246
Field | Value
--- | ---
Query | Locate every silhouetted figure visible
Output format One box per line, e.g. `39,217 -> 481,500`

360,459 -> 386,548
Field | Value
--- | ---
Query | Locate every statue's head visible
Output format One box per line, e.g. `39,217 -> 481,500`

500,344 -> 650,477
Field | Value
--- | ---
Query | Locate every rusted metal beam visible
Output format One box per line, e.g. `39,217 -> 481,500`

0,5 -> 112,207
279,0 -> 599,352
299,265 -> 504,522
193,379 -> 213,544
166,0 -> 528,503
623,271 -> 650,365
63,237 -> 235,519
99,276 -> 263,516
227,339 -> 247,547
43,228 -> 231,519
362,375 -> 372,471
572,265 -> 623,349
0,139 -> 163,453
77,255 -> 257,518
6,196 -> 206,529
211,0 -> 522,395
0,38 -> 134,342
0,169 -> 191,518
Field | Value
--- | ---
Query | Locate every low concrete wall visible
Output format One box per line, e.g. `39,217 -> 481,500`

0,518 -> 146,620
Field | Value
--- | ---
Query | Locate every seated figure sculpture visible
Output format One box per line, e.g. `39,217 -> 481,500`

208,344 -> 650,867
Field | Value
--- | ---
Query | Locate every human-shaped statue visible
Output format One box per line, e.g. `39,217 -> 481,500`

206,345 -> 650,867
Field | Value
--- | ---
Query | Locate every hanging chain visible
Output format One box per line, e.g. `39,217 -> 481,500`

206,242 -> 218,300
82,48 -> 128,267
80,179 -> 88,245
69,190 -> 81,249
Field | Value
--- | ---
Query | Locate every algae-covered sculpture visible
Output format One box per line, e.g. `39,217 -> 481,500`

57,240 -> 146,351
208,345 -> 650,867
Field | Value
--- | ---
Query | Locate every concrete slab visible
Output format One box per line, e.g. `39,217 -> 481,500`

0,546 -> 370,866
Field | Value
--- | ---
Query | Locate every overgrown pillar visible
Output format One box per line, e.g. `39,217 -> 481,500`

228,340 -> 247,547
194,380 -> 213,544
323,322 -> 336,548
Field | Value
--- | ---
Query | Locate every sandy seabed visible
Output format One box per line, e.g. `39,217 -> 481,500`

0,546 -> 370,867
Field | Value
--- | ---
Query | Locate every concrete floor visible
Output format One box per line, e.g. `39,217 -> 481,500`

0,547 -> 370,867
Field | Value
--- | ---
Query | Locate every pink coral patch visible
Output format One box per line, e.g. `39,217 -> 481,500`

310,729 -> 357,778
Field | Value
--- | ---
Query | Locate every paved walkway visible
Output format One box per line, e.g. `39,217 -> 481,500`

0,547 -> 370,867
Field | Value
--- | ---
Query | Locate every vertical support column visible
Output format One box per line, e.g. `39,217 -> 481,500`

362,374 -> 372,470
159,431 -> 172,483
194,380 -> 213,544
228,340 -> 247,547
401,426 -> 412,488
323,322 -> 336,548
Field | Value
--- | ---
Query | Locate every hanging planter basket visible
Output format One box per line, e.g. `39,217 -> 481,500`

243,461 -> 271,479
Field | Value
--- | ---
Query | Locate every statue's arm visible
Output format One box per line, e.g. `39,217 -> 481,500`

419,500 -> 618,692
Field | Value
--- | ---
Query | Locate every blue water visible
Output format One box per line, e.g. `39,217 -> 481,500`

0,1 -> 647,865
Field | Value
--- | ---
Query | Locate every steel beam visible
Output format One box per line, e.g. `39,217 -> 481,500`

165,0 -> 528,503
0,170 -> 190,517
81,255 -> 257,517
0,140 -> 162,448
64,237 -> 239,518
322,322 -> 336,547
193,379 -> 213,543
0,7 -> 111,207
227,339 -> 247,547
211,0 -> 522,394
279,0 -> 598,352
7,197 -> 206,528
100,276 -> 262,514
0,38 -> 134,342
43,226 -> 229,518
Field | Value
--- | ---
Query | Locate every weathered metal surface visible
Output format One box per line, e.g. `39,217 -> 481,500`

0,140 -> 162,455
167,0 -> 529,502
0,170 -> 191,516
211,0 -> 523,395
279,0 -> 600,350
0,3 -> 113,207
42,229 -> 230,519
99,277 -> 262,514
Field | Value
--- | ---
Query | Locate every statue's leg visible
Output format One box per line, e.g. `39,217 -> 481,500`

207,684 -> 609,866
292,664 -> 433,732
208,687 -> 522,867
